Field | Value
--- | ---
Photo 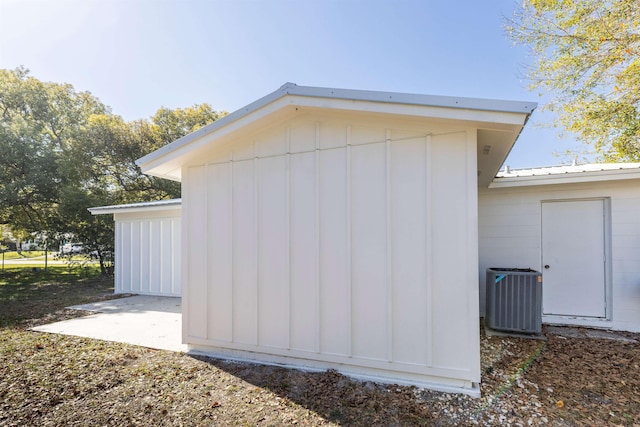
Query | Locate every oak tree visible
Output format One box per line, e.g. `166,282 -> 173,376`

507,0 -> 640,160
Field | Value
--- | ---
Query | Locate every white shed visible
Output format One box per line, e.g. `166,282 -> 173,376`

89,199 -> 182,297
136,83 -> 535,394
479,163 -> 640,332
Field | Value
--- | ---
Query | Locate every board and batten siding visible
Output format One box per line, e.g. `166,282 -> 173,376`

114,210 -> 182,297
478,180 -> 640,332
181,115 -> 480,391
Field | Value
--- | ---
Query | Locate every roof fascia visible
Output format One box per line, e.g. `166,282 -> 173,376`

137,96 -> 297,179
287,84 -> 536,115
137,83 -> 537,178
88,200 -> 182,215
136,85 -> 292,172
287,95 -> 530,126
489,168 -> 640,188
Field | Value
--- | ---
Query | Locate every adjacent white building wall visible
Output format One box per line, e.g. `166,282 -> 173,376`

478,180 -> 640,332
114,209 -> 182,297
181,114 -> 480,393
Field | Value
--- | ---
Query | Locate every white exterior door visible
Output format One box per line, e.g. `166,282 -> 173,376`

541,199 -> 606,318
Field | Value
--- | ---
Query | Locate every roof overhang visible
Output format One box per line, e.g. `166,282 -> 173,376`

489,164 -> 640,188
136,83 -> 536,185
88,199 -> 182,215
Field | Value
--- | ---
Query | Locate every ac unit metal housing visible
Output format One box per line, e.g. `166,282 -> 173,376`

486,268 -> 542,334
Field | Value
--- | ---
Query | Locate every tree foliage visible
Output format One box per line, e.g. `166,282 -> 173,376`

507,0 -> 640,160
0,67 -> 225,274
0,67 -> 106,236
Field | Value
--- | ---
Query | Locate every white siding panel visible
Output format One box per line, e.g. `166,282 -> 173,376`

289,152 -> 318,352
257,156 -> 290,349
318,148 -> 350,356
131,222 -> 141,293
478,224 -> 539,238
319,122 -> 347,149
430,133 -> 471,370
480,201 -> 539,217
480,213 -> 539,228
289,121 -> 316,154
172,219 -> 182,295
232,159 -> 258,345
612,235 -> 640,251
231,140 -> 255,161
115,222 -> 125,293
113,214 -> 181,297
351,125 -> 385,146
186,165 -> 208,339
390,137 -> 429,364
182,115 -> 484,391
207,163 -> 233,342
149,220 -> 161,294
256,128 -> 287,158
351,142 -> 387,360
140,221 -> 150,293
159,219 -> 172,295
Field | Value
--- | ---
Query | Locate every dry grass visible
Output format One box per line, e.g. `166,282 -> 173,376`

1,270 -> 639,426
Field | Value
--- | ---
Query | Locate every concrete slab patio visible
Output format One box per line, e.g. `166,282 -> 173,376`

33,296 -> 637,356
32,295 -> 187,352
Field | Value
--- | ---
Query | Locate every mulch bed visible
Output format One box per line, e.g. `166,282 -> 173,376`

1,275 -> 639,426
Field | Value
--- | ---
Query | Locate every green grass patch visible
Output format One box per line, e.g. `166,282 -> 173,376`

0,250 -> 46,260
1,259 -> 100,269
0,264 -> 101,282
0,266 -> 110,328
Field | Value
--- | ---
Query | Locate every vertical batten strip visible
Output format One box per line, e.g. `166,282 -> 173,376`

425,134 -> 433,367
169,219 -> 174,295
151,221 -> 155,293
139,221 -> 144,292
138,222 -> 143,293
171,220 -> 176,295
165,220 -> 169,294
132,223 -> 136,291
157,220 -> 162,294
115,222 -> 120,292
140,221 -> 145,293
385,129 -> 393,362
181,170 -> 188,339
286,127 -> 292,350
346,125 -> 353,357
129,222 -> 134,292
254,143 -> 260,346
174,218 -> 179,295
315,122 -> 321,353
229,152 -> 234,342
204,163 -> 210,340
170,218 -> 178,295
140,220 -> 151,293
465,129 -> 481,381
147,221 -> 154,293
175,219 -> 179,295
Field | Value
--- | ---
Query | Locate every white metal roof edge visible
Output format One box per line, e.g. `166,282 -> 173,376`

88,198 -> 182,215
489,166 -> 640,188
284,84 -> 537,115
136,82 -> 537,171
497,162 -> 640,177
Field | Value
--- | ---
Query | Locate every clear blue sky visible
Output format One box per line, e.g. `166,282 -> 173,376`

0,0 -> 591,168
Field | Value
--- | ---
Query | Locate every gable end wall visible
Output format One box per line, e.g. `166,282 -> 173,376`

181,115 -> 481,392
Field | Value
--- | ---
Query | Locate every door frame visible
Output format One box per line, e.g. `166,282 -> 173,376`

540,197 -> 612,323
